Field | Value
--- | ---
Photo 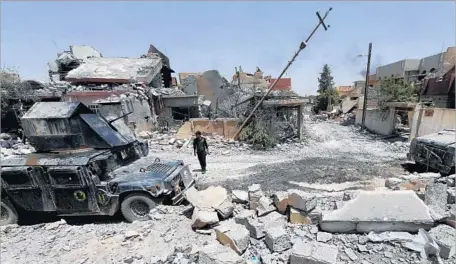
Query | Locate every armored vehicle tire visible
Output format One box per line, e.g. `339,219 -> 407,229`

121,193 -> 157,223
1,200 -> 18,226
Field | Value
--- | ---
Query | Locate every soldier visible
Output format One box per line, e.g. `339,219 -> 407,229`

193,131 -> 209,173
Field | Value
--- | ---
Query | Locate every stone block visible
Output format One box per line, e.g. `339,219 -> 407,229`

234,210 -> 255,226
216,198 -> 235,219
321,190 -> 434,233
232,190 -> 248,204
272,191 -> 289,214
191,208 -> 219,229
264,226 -> 291,252
256,196 -> 276,216
215,222 -> 250,255
248,184 -> 264,210
289,207 -> 321,225
290,241 -> 339,264
288,190 -> 317,212
238,211 -> 285,239
429,224 -> 456,259
198,243 -> 246,264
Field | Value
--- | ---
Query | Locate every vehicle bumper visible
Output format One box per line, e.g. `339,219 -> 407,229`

171,179 -> 195,205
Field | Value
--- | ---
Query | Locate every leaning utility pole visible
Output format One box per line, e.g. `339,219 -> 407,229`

361,42 -> 372,129
232,7 -> 333,140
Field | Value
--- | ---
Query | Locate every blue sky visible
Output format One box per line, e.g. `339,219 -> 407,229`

1,1 -> 455,95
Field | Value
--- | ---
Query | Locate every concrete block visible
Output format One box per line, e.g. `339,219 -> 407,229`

320,190 -> 434,233
425,183 -> 448,219
216,199 -> 235,219
232,190 -> 248,204
288,190 -> 317,212
256,196 -> 276,216
272,191 -> 289,214
191,208 -> 219,229
429,224 -> 456,259
248,184 -> 264,210
316,232 -> 333,242
234,210 -> 255,226
264,226 -> 291,252
447,188 -> 455,204
289,207 -> 321,225
215,222 -> 250,255
198,243 -> 246,264
290,241 -> 339,264
238,211 -> 285,239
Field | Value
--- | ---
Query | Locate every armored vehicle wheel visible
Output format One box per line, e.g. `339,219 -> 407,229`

121,193 -> 157,223
0,200 -> 18,226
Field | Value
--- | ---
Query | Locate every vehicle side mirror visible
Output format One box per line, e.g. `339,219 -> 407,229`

139,168 -> 146,172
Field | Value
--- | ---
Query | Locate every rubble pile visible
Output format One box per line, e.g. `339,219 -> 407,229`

161,181 -> 456,264
0,133 -> 35,159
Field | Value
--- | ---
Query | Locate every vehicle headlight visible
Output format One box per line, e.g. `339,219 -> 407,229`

149,184 -> 161,194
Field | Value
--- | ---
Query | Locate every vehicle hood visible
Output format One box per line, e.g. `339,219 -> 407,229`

416,129 -> 455,148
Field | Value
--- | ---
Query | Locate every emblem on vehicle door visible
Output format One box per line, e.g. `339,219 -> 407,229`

73,190 -> 86,202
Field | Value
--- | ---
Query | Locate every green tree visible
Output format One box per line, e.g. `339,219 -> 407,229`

377,77 -> 419,110
316,64 -> 338,112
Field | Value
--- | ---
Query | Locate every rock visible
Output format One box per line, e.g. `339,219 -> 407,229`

168,138 -> 177,145
248,184 -> 264,210
344,248 -> 358,261
288,207 -> 320,225
198,243 -> 246,264
264,226 -> 291,252
429,224 -> 456,259
44,219 -> 67,230
447,175 -> 456,187
272,191 -> 289,214
0,133 -> 12,140
216,198 -> 235,219
191,208 -> 219,228
321,190 -> 434,233
385,177 -> 404,189
215,222 -> 250,255
357,244 -> 368,252
316,232 -> 333,242
288,190 -> 317,212
290,241 -> 338,264
124,231 -> 139,240
256,196 -> 275,217
232,190 -> 248,204
123,256 -> 134,264
447,188 -> 455,204
425,183 -> 448,220
137,131 -> 151,139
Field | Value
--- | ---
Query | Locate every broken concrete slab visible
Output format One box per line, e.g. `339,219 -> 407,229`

344,248 -> 358,261
185,186 -> 228,210
367,231 -> 415,243
256,196 -> 275,217
425,183 -> 448,220
385,177 -> 404,189
214,222 -> 250,255
198,243 -> 246,264
288,190 -> 317,212
248,184 -> 264,210
272,191 -> 289,214
429,224 -> 456,259
264,226 -> 291,252
232,190 -> 248,204
290,241 -> 339,264
191,208 -> 219,229
320,190 -> 434,233
216,198 -> 235,219
234,210 -> 255,226
289,207 -> 321,225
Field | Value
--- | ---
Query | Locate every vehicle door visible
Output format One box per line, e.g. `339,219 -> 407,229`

1,166 -> 56,212
47,166 -> 100,214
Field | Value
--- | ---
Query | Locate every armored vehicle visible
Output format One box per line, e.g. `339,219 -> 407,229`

408,129 -> 455,175
1,102 -> 194,225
